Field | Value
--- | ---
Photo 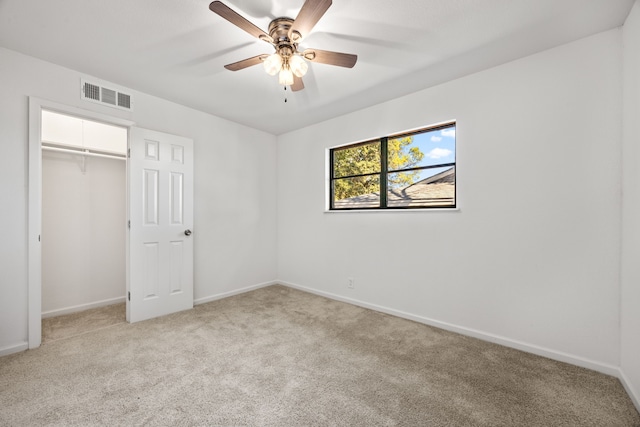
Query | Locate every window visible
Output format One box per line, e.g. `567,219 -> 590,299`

330,123 -> 456,210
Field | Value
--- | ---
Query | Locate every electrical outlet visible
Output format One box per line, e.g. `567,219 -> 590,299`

348,277 -> 355,289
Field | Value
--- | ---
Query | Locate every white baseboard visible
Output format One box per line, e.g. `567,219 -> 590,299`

0,341 -> 28,357
278,280 -> 621,377
619,369 -> 640,413
41,296 -> 126,319
42,282 -> 279,318
194,280 -> 278,306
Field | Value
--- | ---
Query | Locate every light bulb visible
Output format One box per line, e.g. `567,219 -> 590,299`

278,66 -> 294,86
263,53 -> 282,76
289,54 -> 308,78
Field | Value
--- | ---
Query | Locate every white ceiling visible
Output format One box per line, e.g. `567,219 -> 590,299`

0,0 -> 634,135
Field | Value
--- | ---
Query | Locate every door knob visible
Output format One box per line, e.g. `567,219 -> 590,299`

184,229 -> 192,236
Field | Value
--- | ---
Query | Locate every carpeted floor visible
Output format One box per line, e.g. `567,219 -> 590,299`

1,285 -> 639,426
42,303 -> 126,342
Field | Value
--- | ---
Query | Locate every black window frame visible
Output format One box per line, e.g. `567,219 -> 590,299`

329,122 -> 456,210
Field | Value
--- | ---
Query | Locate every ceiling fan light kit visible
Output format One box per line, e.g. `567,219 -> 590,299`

209,0 -> 357,92
263,53 -> 282,76
278,67 -> 295,86
289,55 -> 308,77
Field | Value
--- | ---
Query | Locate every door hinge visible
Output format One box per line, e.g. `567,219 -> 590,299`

127,148 -> 131,158
128,291 -> 130,301
38,235 -> 41,242
128,220 -> 130,229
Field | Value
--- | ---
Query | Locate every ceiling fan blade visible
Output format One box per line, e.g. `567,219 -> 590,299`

209,1 -> 273,43
291,76 -> 305,92
303,49 -> 357,68
224,55 -> 267,71
289,0 -> 332,42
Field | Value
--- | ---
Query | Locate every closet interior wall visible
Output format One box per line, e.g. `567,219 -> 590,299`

41,150 -> 126,317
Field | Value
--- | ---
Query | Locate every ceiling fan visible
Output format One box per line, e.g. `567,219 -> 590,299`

209,0 -> 357,92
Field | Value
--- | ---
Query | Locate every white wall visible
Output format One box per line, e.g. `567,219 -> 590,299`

621,0 -> 640,409
277,29 -> 623,372
42,152 -> 126,315
0,46 -> 277,354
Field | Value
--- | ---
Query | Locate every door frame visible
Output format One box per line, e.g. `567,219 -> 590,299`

28,97 -> 135,349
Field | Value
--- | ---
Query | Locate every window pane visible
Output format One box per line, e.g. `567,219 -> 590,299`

387,166 -> 455,208
333,141 -> 381,178
388,126 -> 455,172
333,176 -> 380,209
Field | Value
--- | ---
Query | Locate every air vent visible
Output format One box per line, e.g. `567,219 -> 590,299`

84,82 -> 100,101
101,87 -> 117,105
117,92 -> 131,109
81,78 -> 133,111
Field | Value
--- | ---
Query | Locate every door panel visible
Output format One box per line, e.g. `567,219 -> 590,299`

143,169 -> 159,225
128,127 -> 194,323
170,172 -> 183,224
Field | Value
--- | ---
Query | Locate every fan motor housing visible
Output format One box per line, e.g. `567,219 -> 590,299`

268,17 -> 299,56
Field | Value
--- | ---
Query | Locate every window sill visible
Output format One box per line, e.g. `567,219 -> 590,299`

324,207 -> 460,213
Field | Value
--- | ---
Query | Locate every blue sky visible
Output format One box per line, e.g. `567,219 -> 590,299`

389,125 -> 456,182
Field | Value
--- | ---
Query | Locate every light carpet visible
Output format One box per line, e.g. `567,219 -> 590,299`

42,303 -> 126,342
1,285 -> 639,426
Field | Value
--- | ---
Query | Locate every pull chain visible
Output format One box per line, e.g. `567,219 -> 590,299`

284,86 -> 288,103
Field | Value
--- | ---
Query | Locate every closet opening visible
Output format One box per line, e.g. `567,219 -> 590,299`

40,110 -> 128,341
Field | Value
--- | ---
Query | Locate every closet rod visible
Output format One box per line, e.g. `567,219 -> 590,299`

42,145 -> 126,161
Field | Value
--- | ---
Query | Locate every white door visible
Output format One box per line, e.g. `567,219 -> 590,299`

128,127 -> 194,323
